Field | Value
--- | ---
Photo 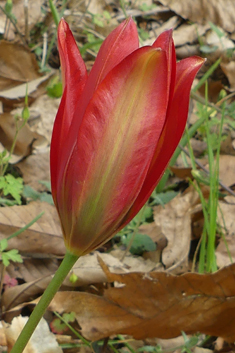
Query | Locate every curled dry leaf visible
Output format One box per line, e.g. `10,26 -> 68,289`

49,261 -> 235,342
0,201 -> 65,256
158,0 -> 235,32
0,73 -> 54,111
2,260 -> 58,312
0,41 -> 40,91
4,316 -> 63,353
0,112 -> 47,162
154,190 -> 198,273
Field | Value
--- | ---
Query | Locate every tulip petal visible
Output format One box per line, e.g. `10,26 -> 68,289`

68,18 -> 139,145
121,56 -> 205,226
85,17 -> 139,92
50,19 -> 87,199
153,29 -> 176,102
57,47 -> 169,255
57,19 -> 87,132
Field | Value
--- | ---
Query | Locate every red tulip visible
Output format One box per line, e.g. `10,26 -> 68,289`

50,18 -> 204,256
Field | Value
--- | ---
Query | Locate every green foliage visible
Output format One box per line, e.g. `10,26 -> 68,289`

117,206 -> 155,255
0,238 -> 23,267
150,190 -> 178,206
138,27 -> 149,41
23,185 -> 53,205
139,3 -> 157,11
80,32 -> 103,55
47,76 -> 63,98
0,175 -> 23,205
122,233 -> 156,255
92,11 -> 111,27
51,312 -> 76,334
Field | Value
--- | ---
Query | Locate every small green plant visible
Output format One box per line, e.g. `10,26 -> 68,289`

50,312 -> 76,334
187,85 -> 226,273
91,11 -> 111,28
23,180 -> 53,204
0,238 -> 22,267
117,206 -> 156,256
0,174 -> 23,205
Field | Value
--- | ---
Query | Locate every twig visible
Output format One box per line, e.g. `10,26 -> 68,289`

41,32 -> 48,69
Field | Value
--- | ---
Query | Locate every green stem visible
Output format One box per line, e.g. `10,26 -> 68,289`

10,251 -> 78,353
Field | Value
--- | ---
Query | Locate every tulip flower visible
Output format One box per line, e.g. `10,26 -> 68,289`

11,19 -> 205,353
50,18 -> 204,257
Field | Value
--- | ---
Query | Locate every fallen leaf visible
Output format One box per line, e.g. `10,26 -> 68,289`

0,41 -> 40,91
154,191 -> 197,273
31,94 -> 60,143
0,73 -> 54,111
0,0 -> 45,41
173,23 -> 209,47
49,261 -> 235,343
216,200 -> 235,267
2,271 -> 54,312
158,0 -> 235,32
17,152 -> 50,191
4,316 -> 63,352
0,112 -> 47,161
218,155 -> 235,187
0,201 -> 65,256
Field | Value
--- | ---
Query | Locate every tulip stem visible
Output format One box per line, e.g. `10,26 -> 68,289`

10,251 -> 79,353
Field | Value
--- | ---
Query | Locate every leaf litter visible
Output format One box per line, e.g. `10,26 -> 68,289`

1,0 -> 235,351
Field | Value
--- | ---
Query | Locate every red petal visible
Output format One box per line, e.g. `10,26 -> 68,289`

153,29 -> 176,102
69,18 -> 139,139
121,56 -> 205,226
50,19 -> 87,198
86,17 -> 139,92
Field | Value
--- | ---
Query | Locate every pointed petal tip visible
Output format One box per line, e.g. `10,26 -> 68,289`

190,56 -> 206,70
58,17 -> 68,33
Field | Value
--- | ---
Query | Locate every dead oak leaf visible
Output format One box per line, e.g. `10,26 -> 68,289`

49,262 -> 235,342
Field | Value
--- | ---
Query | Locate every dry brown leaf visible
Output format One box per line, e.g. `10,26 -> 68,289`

154,191 -> 197,273
0,112 -> 47,161
0,1 -> 45,41
173,23 -> 209,47
6,258 -> 58,284
63,252 -> 158,287
0,73 -> 54,111
0,322 -> 7,349
17,152 -> 50,191
218,155 -> 235,187
0,202 -> 65,256
158,0 -> 235,32
63,253 -> 122,287
31,94 -> 60,142
2,273 -> 53,312
4,316 -> 63,352
49,261 -> 235,343
0,41 -> 40,91
110,249 -> 160,272
216,200 -> 235,267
